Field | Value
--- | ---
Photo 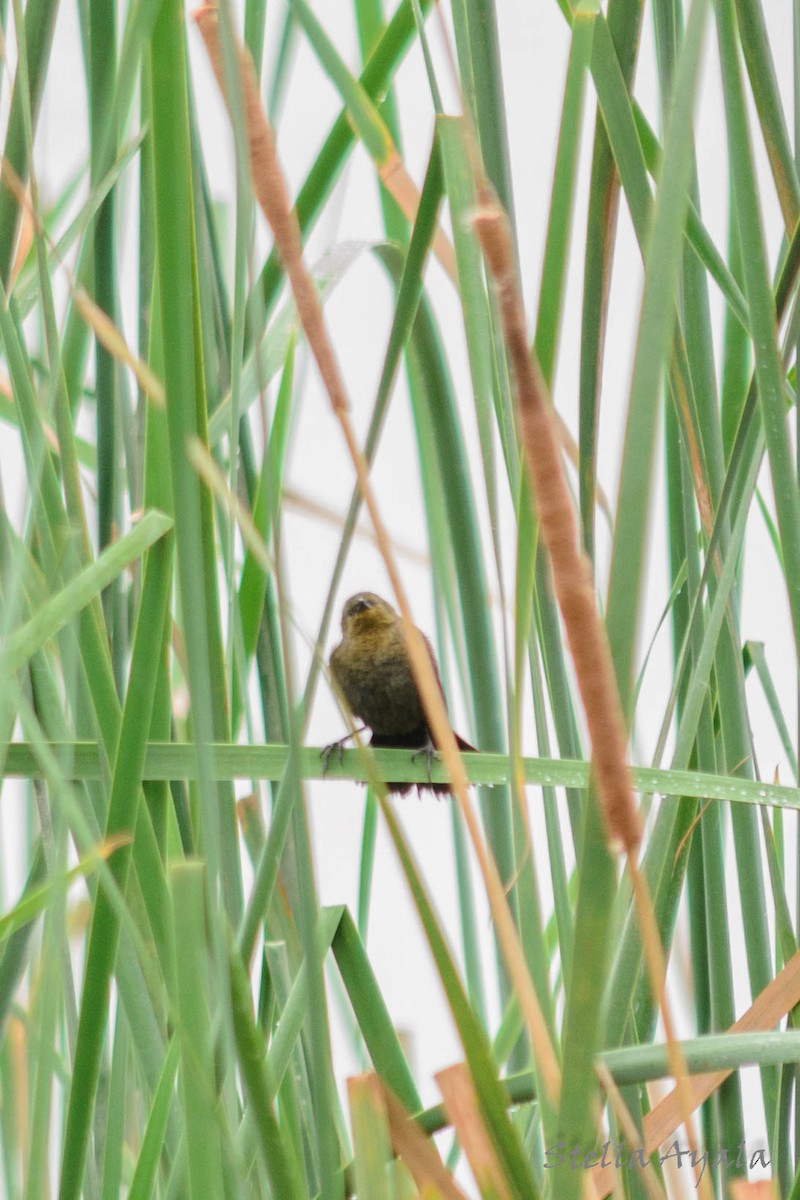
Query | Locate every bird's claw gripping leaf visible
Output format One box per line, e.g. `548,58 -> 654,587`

411,743 -> 438,789
320,736 -> 348,775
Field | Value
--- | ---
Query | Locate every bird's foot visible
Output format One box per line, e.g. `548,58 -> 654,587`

320,735 -> 349,775
321,726 -> 369,776
411,742 -> 438,790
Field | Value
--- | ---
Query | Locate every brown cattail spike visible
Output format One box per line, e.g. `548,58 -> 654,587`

474,184 -> 641,854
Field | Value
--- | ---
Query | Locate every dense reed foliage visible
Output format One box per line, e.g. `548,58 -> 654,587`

0,1 -> 799,1197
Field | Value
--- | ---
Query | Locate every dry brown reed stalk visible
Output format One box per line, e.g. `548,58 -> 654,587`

728,1182 -> 778,1200
626,850 -> 711,1200
594,1061 -> 666,1200
193,1 -> 562,1107
378,1079 -> 469,1200
193,7 -> 458,283
590,948 -> 800,1199
436,1064 -> 513,1200
471,182 -> 717,1197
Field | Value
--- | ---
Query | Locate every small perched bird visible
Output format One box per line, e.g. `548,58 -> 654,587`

327,591 -> 474,795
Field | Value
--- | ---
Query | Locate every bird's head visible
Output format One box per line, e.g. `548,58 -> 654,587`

340,592 -> 398,637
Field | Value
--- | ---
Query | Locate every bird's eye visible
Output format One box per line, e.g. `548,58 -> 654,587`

352,599 -> 369,614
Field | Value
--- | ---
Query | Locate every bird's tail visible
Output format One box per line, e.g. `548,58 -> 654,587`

370,727 -> 476,795
420,733 -> 474,796
454,732 -> 476,753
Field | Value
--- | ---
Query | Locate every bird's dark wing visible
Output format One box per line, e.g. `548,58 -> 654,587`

422,633 -> 446,698
421,633 -> 476,752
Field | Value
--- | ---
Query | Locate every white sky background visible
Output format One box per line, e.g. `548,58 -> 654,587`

1,0 -> 797,1192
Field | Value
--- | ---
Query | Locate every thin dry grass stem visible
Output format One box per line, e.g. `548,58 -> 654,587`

425,7 -> 616,527
555,409 -> 614,526
379,150 -> 457,281
187,436 -> 274,573
0,157 -> 165,405
73,288 -> 166,405
470,179 -> 709,1188
193,6 -> 348,414
339,389 -> 563,1107
625,848 -> 712,1200
674,799 -> 713,864
594,1061 -> 666,1200
194,2 -> 562,1108
471,185 -> 640,856
197,8 -> 458,281
10,184 -> 32,285
282,486 -> 429,565
672,372 -> 714,541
